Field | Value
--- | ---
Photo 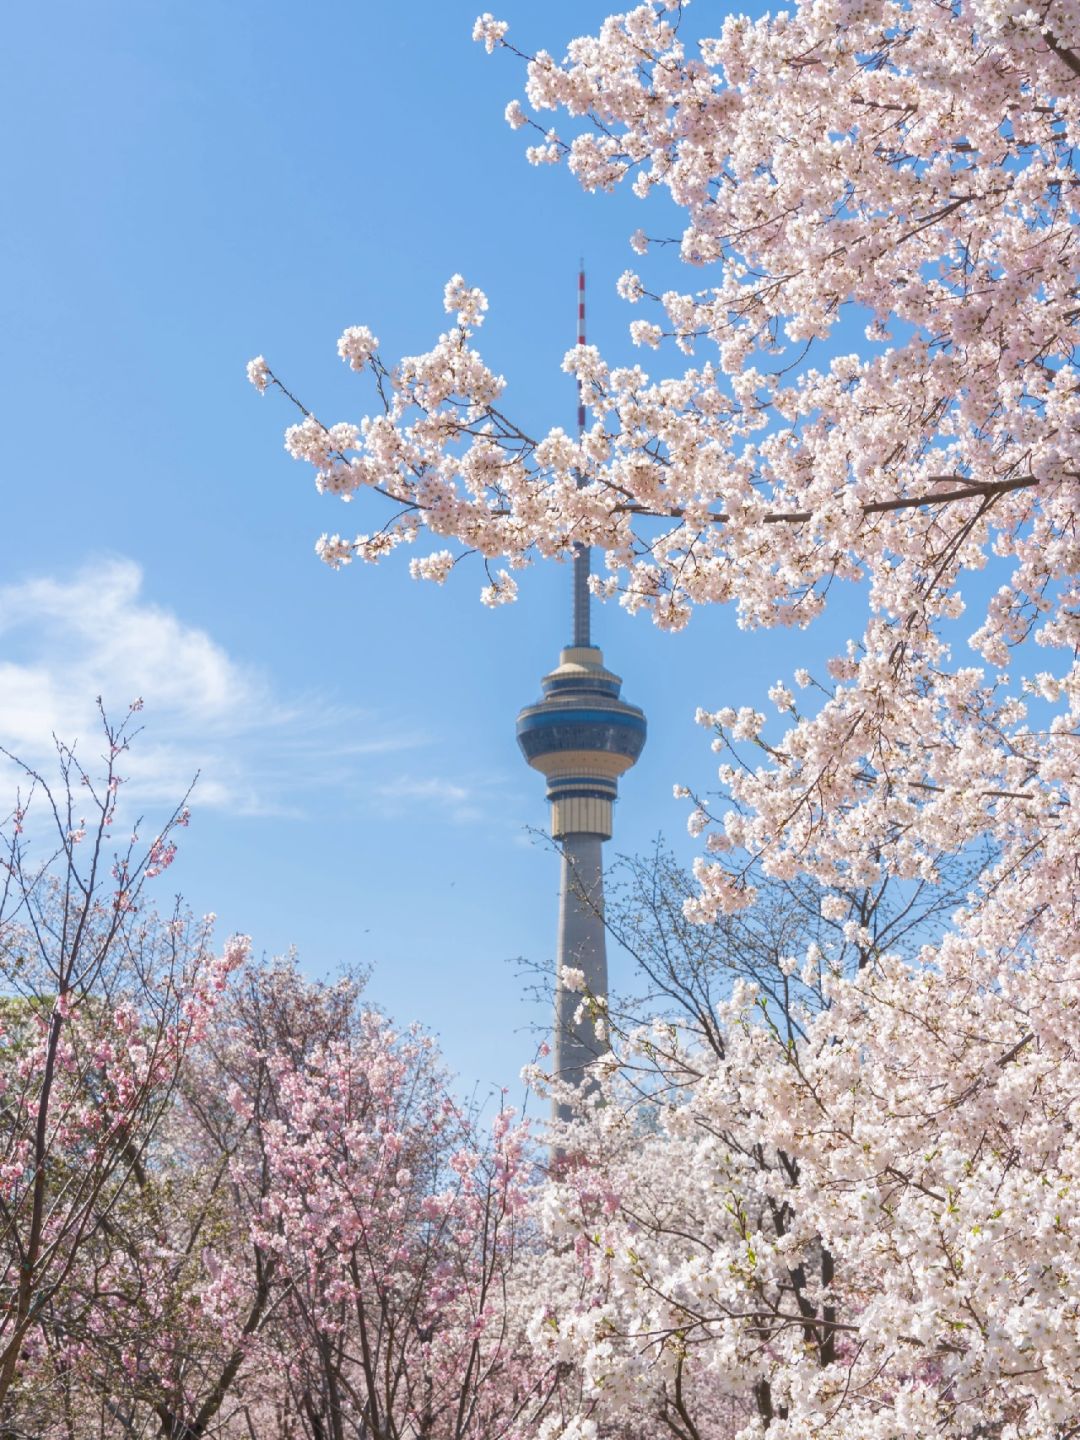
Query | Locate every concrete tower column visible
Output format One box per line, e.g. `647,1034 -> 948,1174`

553,833 -> 606,1118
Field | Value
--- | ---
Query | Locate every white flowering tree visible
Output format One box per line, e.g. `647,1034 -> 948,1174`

251,0 -> 1080,1434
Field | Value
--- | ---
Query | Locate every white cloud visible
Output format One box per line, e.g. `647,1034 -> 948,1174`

382,778 -> 472,805
0,556 -> 420,817
374,775 -> 481,824
374,774 -> 503,825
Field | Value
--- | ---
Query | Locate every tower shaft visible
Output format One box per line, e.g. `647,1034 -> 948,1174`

554,834 -> 606,1106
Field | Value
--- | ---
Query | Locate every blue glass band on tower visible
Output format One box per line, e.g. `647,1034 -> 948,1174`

516,650 -> 646,840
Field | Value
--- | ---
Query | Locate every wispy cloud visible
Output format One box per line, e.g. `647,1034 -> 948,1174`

373,773 -> 512,825
0,557 -> 422,817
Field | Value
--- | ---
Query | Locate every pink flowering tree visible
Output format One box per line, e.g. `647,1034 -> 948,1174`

25,959 -> 372,1436
250,0 -> 1080,1432
247,998 -> 543,1439
0,707 -> 248,1430
22,952 -> 552,1439
50,961 -> 295,1438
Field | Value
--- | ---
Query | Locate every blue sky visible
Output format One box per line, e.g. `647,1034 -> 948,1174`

1,0 -> 868,1094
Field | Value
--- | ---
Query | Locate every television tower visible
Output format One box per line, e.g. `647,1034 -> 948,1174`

516,264 -> 647,1120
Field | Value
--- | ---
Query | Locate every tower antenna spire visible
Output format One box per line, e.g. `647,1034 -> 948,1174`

572,260 -> 591,649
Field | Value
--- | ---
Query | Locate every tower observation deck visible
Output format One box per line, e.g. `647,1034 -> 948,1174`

516,265 -> 646,1120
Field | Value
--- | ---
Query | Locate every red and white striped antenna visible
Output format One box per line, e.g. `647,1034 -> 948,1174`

577,258 -> 587,435
572,259 -> 591,648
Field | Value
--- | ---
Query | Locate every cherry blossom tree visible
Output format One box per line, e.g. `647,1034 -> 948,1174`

237,966 -> 544,1440
18,946 -> 556,1440
528,887 -> 1079,1438
251,0 -> 1079,924
0,708 -> 248,1433
250,0 -> 1080,1433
